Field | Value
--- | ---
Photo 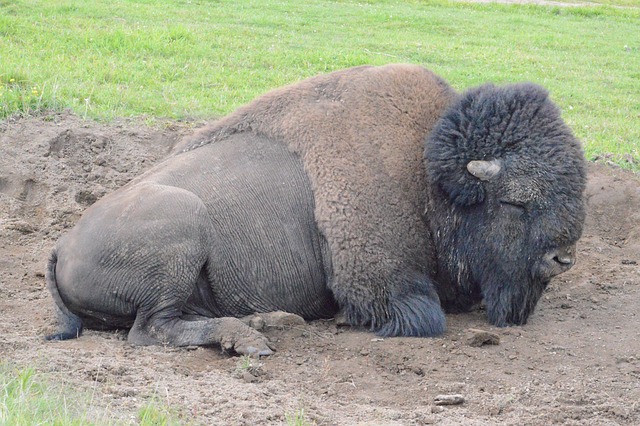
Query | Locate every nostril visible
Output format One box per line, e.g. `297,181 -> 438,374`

549,245 -> 576,267
553,254 -> 574,265
543,245 -> 577,278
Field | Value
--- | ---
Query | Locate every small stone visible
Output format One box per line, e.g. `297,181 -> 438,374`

431,405 -> 445,414
74,190 -> 98,206
434,394 -> 465,406
242,371 -> 258,383
466,328 -> 500,347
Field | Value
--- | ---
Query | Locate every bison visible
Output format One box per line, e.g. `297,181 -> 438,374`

45,64 -> 586,355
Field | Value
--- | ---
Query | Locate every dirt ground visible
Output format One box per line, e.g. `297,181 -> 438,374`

0,111 -> 638,425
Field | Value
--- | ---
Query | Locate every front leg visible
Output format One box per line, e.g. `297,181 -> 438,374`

330,269 -> 446,337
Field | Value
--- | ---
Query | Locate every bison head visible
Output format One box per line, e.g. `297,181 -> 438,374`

424,82 -> 587,327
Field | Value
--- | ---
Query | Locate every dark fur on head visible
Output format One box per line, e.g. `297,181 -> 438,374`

424,83 -> 587,326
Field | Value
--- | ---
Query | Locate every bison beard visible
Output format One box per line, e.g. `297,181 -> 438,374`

45,64 -> 586,354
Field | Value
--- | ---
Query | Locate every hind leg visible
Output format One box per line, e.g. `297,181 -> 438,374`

128,310 -> 273,356
108,185 -> 274,355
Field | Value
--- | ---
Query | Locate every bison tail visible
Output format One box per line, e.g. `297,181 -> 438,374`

45,248 -> 83,341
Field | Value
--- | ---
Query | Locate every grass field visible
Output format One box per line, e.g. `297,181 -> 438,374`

1,0 -> 638,169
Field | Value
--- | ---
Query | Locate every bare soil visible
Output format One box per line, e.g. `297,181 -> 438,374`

1,112 -> 639,425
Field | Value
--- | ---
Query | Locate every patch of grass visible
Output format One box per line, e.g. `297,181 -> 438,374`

0,363 -> 184,425
0,0 -> 638,169
138,397 -> 183,426
286,408 -> 313,426
233,354 -> 264,378
235,355 -> 254,372
529,0 -> 639,6
0,75 -> 59,117
0,365 -> 88,425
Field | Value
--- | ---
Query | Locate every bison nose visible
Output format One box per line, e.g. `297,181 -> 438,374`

543,245 -> 576,277
553,250 -> 574,266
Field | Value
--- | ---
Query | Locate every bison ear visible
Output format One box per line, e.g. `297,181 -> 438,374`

467,159 -> 501,181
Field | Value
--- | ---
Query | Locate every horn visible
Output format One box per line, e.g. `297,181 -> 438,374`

467,159 -> 502,181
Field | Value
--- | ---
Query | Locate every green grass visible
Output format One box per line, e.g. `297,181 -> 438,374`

537,0 -> 639,6
137,397 -> 184,426
286,408 -> 313,426
0,366 -> 79,425
1,0 -> 638,168
0,364 -> 182,425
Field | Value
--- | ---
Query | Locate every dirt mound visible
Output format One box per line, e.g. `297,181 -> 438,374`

1,113 -> 638,425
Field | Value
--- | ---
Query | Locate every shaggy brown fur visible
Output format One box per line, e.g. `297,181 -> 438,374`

176,64 -> 458,331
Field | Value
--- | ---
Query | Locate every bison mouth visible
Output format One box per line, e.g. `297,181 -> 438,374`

482,244 -> 577,327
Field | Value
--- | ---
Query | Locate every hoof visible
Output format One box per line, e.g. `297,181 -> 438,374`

45,331 -> 80,341
234,337 -> 275,357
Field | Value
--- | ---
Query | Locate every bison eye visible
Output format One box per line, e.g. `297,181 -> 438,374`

499,200 -> 526,213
